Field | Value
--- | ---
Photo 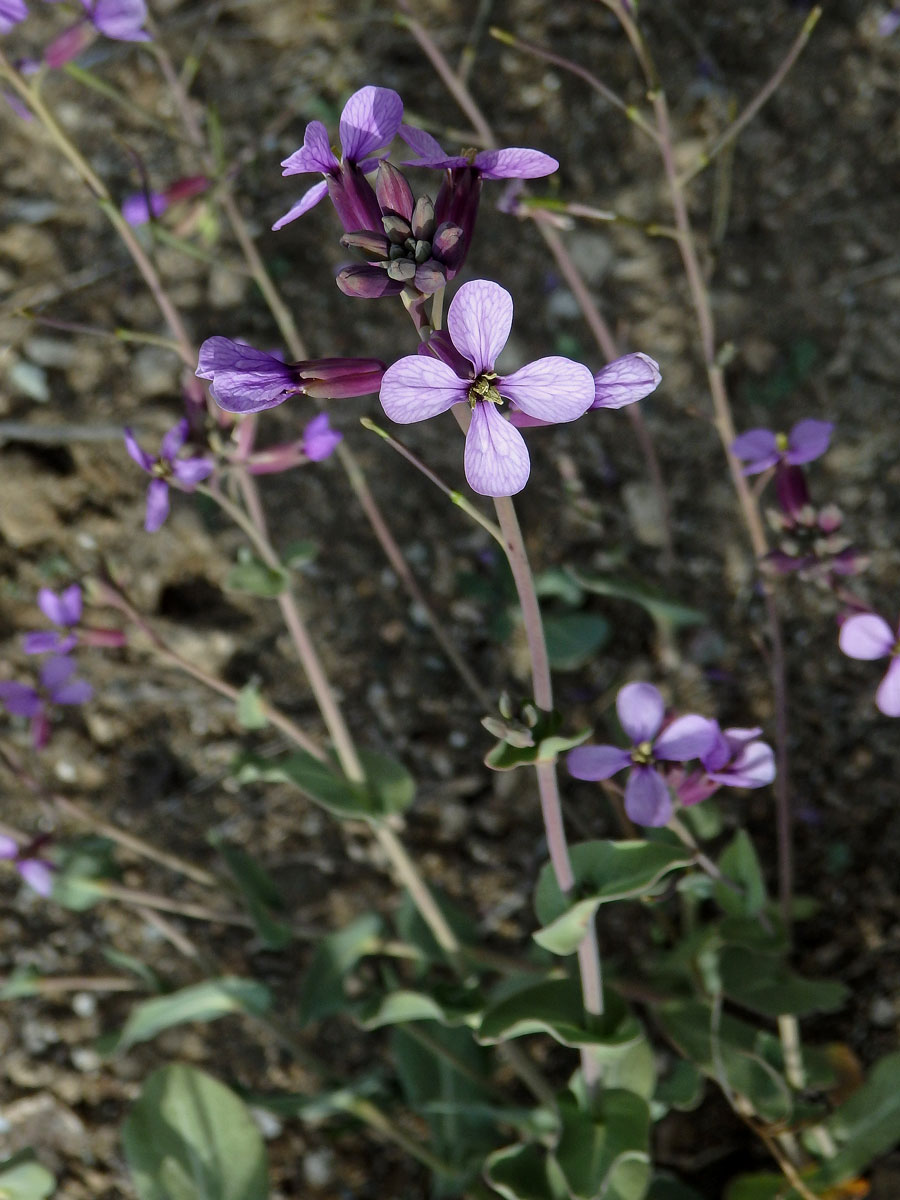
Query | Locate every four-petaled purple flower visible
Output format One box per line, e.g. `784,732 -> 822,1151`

196,336 -> 387,414
731,419 -> 833,475
567,682 -> 717,827
0,656 -> 93,749
301,413 -> 342,462
274,86 -> 403,232
672,723 -> 775,808
0,0 -> 27,34
379,280 -> 594,497
839,611 -> 900,717
124,418 -> 214,532
24,585 -> 82,654
0,834 -> 55,897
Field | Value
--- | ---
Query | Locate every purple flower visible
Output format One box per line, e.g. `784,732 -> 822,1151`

673,724 -> 775,807
122,190 -> 167,225
123,419 -> 214,532
196,336 -> 387,415
82,0 -> 150,41
731,418 -> 833,475
0,0 -> 27,34
879,8 -> 900,36
0,835 -> 55,897
23,584 -> 82,655
398,125 -> 558,181
592,353 -> 661,410
274,86 -> 403,232
567,682 -> 716,826
839,611 -> 900,717
0,656 -> 93,750
379,280 -> 594,497
302,413 -> 342,462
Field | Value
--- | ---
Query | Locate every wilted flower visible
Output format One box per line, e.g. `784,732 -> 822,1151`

567,681 -> 717,826
196,336 -> 386,414
379,279 -> 594,496
731,418 -> 833,475
0,656 -> 92,749
274,85 -> 402,232
0,834 -> 54,897
124,419 -> 214,532
839,611 -> 900,717
23,585 -> 82,654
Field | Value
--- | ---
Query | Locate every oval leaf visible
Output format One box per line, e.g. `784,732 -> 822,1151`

478,978 -> 643,1053
112,978 -> 270,1052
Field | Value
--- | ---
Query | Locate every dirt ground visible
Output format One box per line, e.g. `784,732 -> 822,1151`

1,0 -> 899,1196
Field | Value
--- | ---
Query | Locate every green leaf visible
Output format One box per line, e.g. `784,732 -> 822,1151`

719,947 -> 849,1018
51,836 -> 117,911
478,978 -> 643,1053
111,978 -> 271,1052
555,1091 -> 651,1200
533,841 -> 693,955
356,986 -> 481,1030
543,613 -> 611,671
723,1174 -> 792,1200
235,684 -> 268,730
485,1141 -> 570,1200
534,568 -> 585,607
224,548 -> 288,598
573,572 -> 706,636
210,836 -> 292,952
716,831 -> 767,917
122,1064 -> 268,1200
282,538 -> 318,568
242,1074 -> 384,1122
654,1060 -> 704,1113
0,967 -> 42,999
0,1150 -> 56,1199
233,747 -> 415,821
298,913 -> 383,1027
102,947 -> 162,992
815,1051 -> 900,1187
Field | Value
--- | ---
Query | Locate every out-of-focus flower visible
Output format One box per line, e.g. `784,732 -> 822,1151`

301,413 -> 342,461
731,418 -> 833,475
839,611 -> 900,717
82,0 -> 150,40
567,681 -> 717,826
121,175 -> 208,226
123,418 -> 214,532
196,336 -> 386,414
379,279 -> 594,496
763,483 -> 866,586
0,834 -> 55,897
0,0 -> 28,35
878,7 -> 900,36
23,585 -> 82,654
0,656 -> 92,749
274,85 -> 402,232
673,723 -> 775,807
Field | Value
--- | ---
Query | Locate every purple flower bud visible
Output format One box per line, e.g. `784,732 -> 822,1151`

591,353 -> 661,410
44,22 -> 93,67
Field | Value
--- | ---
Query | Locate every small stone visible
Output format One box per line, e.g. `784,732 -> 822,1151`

303,1148 -> 335,1187
24,337 -> 78,369
132,345 -> 179,397
7,359 -> 50,402
71,993 -> 97,1018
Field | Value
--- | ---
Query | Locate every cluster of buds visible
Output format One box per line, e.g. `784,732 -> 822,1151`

763,465 -> 867,586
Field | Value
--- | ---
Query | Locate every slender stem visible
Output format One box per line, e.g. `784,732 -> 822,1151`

373,824 -> 461,958
494,498 -> 553,712
96,881 -> 252,926
12,974 -> 140,994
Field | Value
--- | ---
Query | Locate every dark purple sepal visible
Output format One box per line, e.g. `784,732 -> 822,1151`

417,330 -> 473,376
775,464 -> 810,521
336,264 -> 405,299
431,221 -> 464,273
297,358 -> 387,399
326,163 -> 383,235
340,229 -> 392,258
375,161 -> 415,220
434,167 -> 482,269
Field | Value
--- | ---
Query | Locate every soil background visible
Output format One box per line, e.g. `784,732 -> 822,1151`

1,0 -> 899,1196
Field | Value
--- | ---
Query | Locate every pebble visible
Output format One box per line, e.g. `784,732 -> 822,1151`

132,345 -> 179,397
24,336 -> 78,369
7,359 -> 50,402
302,1148 -> 335,1188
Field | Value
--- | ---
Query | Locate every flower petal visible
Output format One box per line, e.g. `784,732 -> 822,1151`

616,681 -> 664,744
379,356 -> 468,423
339,86 -> 403,162
59,583 -> 83,625
23,632 -> 73,655
707,741 -> 775,789
654,714 -> 718,763
447,279 -> 513,375
463,402 -> 531,497
592,353 -> 661,409
0,835 -> 19,858
567,744 -> 631,781
89,0 -> 150,40
876,657 -> 900,717
18,858 -> 55,897
123,427 -> 154,472
52,678 -> 93,706
0,682 -> 42,718
731,428 -> 778,474
159,418 -> 189,463
272,180 -> 329,231
302,413 -> 343,462
144,478 -> 170,532
37,587 -> 66,626
497,357 -> 595,423
474,147 -> 559,179
625,767 -> 672,827
839,613 -> 895,660
397,123 -> 453,165
280,121 -> 339,176
171,457 -> 214,487
197,337 -> 299,413
787,418 -> 833,465
41,655 -> 75,690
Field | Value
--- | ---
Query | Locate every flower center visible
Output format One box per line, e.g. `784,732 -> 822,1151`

775,431 -> 790,453
468,372 -> 501,409
151,460 -> 173,480
631,740 -> 654,766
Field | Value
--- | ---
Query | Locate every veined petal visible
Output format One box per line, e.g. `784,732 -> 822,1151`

144,478 -> 170,532
731,428 -> 778,473
339,86 -> 403,162
839,612 -> 895,660
123,428 -> 154,473
787,418 -> 833,465
616,681 -> 664,744
18,858 -> 54,897
625,767 -> 672,827
272,180 -> 329,231
398,123 -> 452,165
474,147 -> 559,179
197,337 -> 299,413
463,401 -> 531,497
447,279 -> 512,375
567,744 -> 631,781
380,357 -> 468,423
280,121 -> 338,176
654,714 -> 718,763
592,353 -> 661,409
160,418 -> 189,463
497,357 -> 594,423
876,657 -> 900,717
